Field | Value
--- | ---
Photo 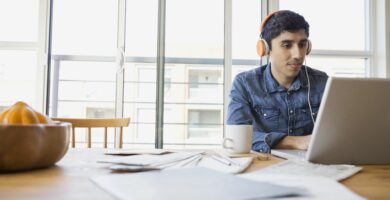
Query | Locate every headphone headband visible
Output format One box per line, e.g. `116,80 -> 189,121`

259,10 -> 283,31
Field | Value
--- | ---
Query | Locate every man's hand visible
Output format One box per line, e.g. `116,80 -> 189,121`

274,135 -> 311,150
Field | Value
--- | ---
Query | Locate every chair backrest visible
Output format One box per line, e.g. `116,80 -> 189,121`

52,118 -> 130,148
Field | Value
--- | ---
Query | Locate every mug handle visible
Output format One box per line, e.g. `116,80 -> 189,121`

222,138 -> 234,150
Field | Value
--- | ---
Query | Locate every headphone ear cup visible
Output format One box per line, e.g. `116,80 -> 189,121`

257,39 -> 269,57
306,40 -> 312,55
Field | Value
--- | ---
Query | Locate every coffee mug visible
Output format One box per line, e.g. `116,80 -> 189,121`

223,124 -> 253,154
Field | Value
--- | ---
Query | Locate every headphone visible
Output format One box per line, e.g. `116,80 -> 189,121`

256,10 -> 312,57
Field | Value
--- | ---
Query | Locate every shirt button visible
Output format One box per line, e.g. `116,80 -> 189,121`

263,113 -> 267,117
289,129 -> 292,133
290,110 -> 293,113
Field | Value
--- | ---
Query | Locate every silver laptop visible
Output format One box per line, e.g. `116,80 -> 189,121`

271,77 -> 390,164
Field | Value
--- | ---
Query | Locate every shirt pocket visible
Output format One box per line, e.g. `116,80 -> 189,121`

297,104 -> 320,128
254,106 -> 280,129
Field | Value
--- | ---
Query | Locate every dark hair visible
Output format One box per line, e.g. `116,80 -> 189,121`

260,10 -> 309,50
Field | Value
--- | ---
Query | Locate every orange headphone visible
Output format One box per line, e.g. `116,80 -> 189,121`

256,10 -> 312,57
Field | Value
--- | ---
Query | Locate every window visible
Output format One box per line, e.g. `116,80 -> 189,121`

279,0 -> 369,77
50,0 -> 118,121
231,0 -> 262,80
86,107 -> 115,118
163,0 -> 225,149
51,0 -> 117,56
0,0 -> 38,42
0,50 -> 37,105
122,0 -> 159,148
0,0 -> 45,110
46,0 -> 382,150
188,69 -> 222,100
188,109 -> 221,139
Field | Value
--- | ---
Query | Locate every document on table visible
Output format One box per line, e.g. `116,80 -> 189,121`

104,149 -> 174,156
238,173 -> 365,200
91,167 -> 308,200
253,159 -> 362,181
197,156 -> 253,174
98,151 -> 254,174
98,151 -> 203,167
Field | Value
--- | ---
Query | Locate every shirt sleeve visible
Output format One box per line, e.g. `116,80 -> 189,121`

226,74 -> 254,125
252,131 -> 287,153
227,74 -> 287,153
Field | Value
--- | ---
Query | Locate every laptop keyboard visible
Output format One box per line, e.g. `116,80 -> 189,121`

270,150 -> 307,160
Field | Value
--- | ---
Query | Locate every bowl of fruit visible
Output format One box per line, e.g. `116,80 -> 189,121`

0,102 -> 70,172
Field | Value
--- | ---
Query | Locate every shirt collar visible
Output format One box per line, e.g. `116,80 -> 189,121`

263,63 -> 308,93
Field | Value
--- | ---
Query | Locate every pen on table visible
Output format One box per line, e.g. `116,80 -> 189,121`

214,151 -> 241,166
210,155 -> 232,166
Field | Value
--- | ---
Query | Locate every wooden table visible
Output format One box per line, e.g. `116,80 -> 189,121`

1,149 -> 390,199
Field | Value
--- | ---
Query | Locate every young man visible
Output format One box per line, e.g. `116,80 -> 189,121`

227,10 -> 328,153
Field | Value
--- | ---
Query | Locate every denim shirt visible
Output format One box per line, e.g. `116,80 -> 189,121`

227,64 -> 328,153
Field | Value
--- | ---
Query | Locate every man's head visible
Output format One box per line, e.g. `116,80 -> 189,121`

258,10 -> 311,88
260,10 -> 310,51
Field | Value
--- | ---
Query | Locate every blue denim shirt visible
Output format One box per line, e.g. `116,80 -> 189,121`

227,64 -> 328,153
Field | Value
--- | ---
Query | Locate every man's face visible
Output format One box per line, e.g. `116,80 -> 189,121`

269,29 -> 309,84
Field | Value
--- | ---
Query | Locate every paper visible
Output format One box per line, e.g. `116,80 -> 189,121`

254,159 -> 362,181
99,151 -> 253,174
104,149 -> 173,156
91,167 -> 308,200
215,149 -> 270,160
239,173 -> 365,200
197,156 -> 253,174
98,151 -> 203,167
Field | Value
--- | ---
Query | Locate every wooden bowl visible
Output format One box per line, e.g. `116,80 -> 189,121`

0,122 -> 70,172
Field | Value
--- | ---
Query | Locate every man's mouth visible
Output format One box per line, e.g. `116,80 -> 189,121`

287,63 -> 302,70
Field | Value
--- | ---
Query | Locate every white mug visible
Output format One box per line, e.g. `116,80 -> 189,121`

223,124 -> 253,154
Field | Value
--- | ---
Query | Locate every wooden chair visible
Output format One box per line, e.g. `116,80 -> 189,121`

52,118 -> 130,148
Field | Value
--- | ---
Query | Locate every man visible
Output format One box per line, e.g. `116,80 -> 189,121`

227,10 -> 328,153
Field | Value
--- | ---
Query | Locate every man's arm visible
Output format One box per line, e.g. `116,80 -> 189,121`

274,135 -> 311,150
227,74 -> 311,152
227,75 -> 289,153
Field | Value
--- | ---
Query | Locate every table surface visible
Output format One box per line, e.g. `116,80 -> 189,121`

1,149 -> 390,200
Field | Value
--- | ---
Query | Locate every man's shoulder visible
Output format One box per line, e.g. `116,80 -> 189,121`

304,66 -> 328,78
235,65 -> 265,81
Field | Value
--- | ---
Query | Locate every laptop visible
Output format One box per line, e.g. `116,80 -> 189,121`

271,77 -> 390,164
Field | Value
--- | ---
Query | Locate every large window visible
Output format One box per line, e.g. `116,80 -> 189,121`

45,0 -> 380,149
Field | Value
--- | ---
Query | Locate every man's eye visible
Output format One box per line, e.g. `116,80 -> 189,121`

299,42 -> 307,48
282,43 -> 291,48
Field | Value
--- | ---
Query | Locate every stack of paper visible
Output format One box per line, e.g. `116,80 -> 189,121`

91,167 -> 308,200
98,151 -> 253,174
253,159 -> 362,181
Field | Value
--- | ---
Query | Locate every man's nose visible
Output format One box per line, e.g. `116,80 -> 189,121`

291,45 -> 305,59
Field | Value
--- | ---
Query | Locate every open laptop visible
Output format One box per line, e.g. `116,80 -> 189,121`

271,77 -> 390,164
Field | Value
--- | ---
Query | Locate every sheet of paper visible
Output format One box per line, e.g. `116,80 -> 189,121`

91,167 -> 308,200
214,149 -> 270,160
253,159 -> 362,181
238,173 -> 365,200
197,156 -> 253,174
104,149 -> 174,156
98,151 -> 203,167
